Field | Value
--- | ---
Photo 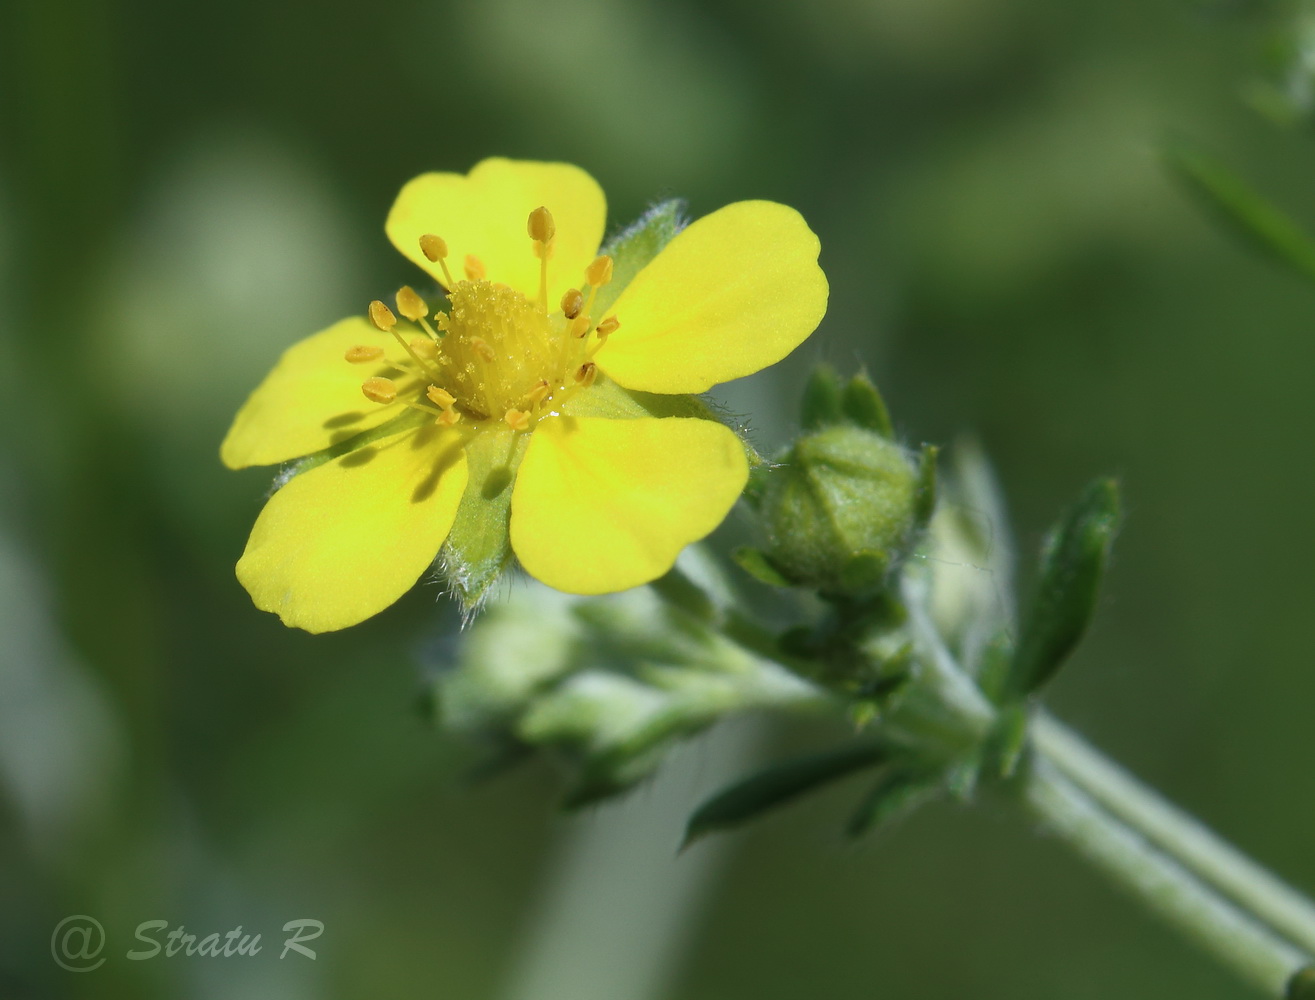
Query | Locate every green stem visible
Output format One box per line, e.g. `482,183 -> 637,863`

651,561 -> 1315,994
1023,758 -> 1309,996
1034,712 -> 1315,959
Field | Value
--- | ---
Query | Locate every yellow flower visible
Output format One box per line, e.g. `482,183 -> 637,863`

222,158 -> 828,633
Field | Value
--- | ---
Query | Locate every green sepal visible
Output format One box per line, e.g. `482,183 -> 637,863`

838,552 -> 888,594
563,373 -> 761,466
1165,143 -> 1315,286
272,407 -> 430,484
681,743 -> 887,848
845,765 -> 943,839
840,372 -> 894,438
732,547 -> 794,587
436,427 -> 529,616
1002,477 -> 1121,700
741,462 -> 773,509
592,199 -> 687,318
800,365 -> 845,431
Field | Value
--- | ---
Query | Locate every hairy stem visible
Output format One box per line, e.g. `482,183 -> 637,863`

1022,757 -> 1309,996
1034,712 -> 1315,960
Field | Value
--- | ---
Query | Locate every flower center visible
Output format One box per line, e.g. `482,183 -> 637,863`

435,280 -> 566,420
346,207 -> 618,433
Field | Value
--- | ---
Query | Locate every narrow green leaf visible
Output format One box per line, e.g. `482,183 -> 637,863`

1003,478 -> 1120,700
683,743 -> 887,847
593,199 -> 687,317
841,372 -> 894,437
801,365 -> 845,431
1166,144 -> 1315,285
846,765 -> 942,838
732,547 -> 794,587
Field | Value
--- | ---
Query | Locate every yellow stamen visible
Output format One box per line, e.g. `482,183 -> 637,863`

586,255 -> 613,287
596,316 -> 620,337
436,408 -> 462,428
396,286 -> 429,322
426,385 -> 456,409
560,288 -> 583,319
369,300 -> 397,332
419,234 -> 455,287
419,234 -> 456,287
570,314 -> 592,339
528,206 -> 556,312
523,379 -> 551,406
574,362 -> 597,387
527,206 -> 556,244
344,344 -> 384,364
471,337 -> 496,362
464,254 -> 486,281
361,376 -> 398,404
409,336 -> 438,361
504,408 -> 531,432
419,234 -> 448,262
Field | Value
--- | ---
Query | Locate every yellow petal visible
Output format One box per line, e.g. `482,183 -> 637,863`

221,317 -> 412,469
236,425 -> 468,633
386,158 -> 606,301
509,416 -> 748,594
598,201 -> 828,394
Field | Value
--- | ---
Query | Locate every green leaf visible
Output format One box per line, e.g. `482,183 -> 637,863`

841,372 -> 894,438
682,743 -> 887,847
593,199 -> 687,318
732,547 -> 794,587
801,365 -> 845,431
845,765 -> 943,838
436,427 -> 529,616
1166,144 -> 1315,286
1002,478 -> 1120,700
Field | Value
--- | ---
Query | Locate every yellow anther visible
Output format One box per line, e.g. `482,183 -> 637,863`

570,314 -> 592,339
396,286 -> 428,322
560,288 -> 584,319
361,376 -> 398,404
527,206 -> 556,244
504,408 -> 532,432
419,234 -> 448,262
436,407 -> 462,428
344,344 -> 384,364
369,299 -> 397,332
464,254 -> 486,281
596,316 -> 620,337
409,337 -> 438,361
523,379 -> 551,406
574,362 -> 597,387
471,337 -> 496,362
585,255 -> 614,287
427,385 -> 456,409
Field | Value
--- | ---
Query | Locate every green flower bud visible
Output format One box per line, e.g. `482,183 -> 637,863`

758,425 -> 929,597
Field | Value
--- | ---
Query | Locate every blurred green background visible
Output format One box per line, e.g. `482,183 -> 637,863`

3,0 -> 1315,996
